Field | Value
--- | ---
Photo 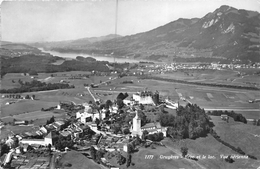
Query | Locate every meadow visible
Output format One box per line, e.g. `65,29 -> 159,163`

0,73 -> 34,89
1,99 -> 58,117
210,116 -> 260,159
58,150 -> 102,169
157,69 -> 260,88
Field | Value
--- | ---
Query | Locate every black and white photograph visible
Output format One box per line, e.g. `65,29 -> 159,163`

0,0 -> 260,168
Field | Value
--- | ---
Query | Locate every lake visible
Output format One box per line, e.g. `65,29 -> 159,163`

38,48 -> 139,63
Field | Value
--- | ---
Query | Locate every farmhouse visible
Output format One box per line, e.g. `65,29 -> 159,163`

221,114 -> 229,121
14,121 -> 26,125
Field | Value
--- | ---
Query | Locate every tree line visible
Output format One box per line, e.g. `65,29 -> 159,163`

0,79 -> 75,93
207,110 -> 247,124
1,54 -> 111,77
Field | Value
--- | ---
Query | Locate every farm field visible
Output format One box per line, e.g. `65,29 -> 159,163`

1,99 -> 58,117
0,73 -> 34,89
0,125 -> 39,139
33,88 -> 94,104
210,116 -> 260,159
1,72 -> 116,90
156,69 -> 260,88
11,110 -> 65,121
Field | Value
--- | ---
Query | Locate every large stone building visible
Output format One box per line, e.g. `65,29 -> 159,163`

132,90 -> 159,105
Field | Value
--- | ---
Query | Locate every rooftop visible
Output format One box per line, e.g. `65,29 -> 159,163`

141,122 -> 162,129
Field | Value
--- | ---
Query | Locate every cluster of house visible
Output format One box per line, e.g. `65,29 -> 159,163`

139,62 -> 260,74
77,91 -> 171,139
4,121 -> 67,149
1,90 -> 177,168
1,131 -> 54,168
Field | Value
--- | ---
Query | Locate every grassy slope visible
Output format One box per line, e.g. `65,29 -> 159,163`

162,136 -> 260,169
211,116 -> 260,159
59,150 -> 102,169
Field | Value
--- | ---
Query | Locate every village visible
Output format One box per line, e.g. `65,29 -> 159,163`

0,88 -> 180,169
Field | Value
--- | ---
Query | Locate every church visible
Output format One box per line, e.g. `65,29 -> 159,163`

131,111 -> 167,137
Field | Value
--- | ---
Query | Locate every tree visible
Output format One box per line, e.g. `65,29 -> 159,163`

28,70 -> 38,76
49,116 -> 55,123
100,104 -> 106,110
137,110 -> 148,126
117,99 -> 124,109
95,101 -> 100,105
117,93 -> 127,100
90,146 -> 97,161
113,124 -> 121,134
11,137 -> 19,149
257,119 -> 260,126
127,143 -> 134,154
96,150 -> 104,162
142,130 -> 149,140
46,116 -> 55,125
126,154 -> 132,167
25,95 -> 30,99
139,104 -> 144,110
123,128 -> 130,135
95,118 -> 100,126
147,134 -> 155,141
181,147 -> 188,158
48,144 -> 52,154
158,132 -> 164,141
105,100 -> 113,109
46,120 -> 50,125
135,135 -> 142,145
0,143 -> 10,156
117,153 -> 126,165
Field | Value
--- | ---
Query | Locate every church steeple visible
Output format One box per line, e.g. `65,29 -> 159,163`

134,110 -> 140,120
132,110 -> 141,136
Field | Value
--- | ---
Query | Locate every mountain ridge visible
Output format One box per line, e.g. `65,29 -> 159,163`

31,5 -> 260,63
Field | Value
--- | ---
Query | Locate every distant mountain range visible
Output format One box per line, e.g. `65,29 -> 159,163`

30,34 -> 122,48
29,5 -> 260,63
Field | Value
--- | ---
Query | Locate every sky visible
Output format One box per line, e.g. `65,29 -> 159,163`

1,0 -> 260,42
